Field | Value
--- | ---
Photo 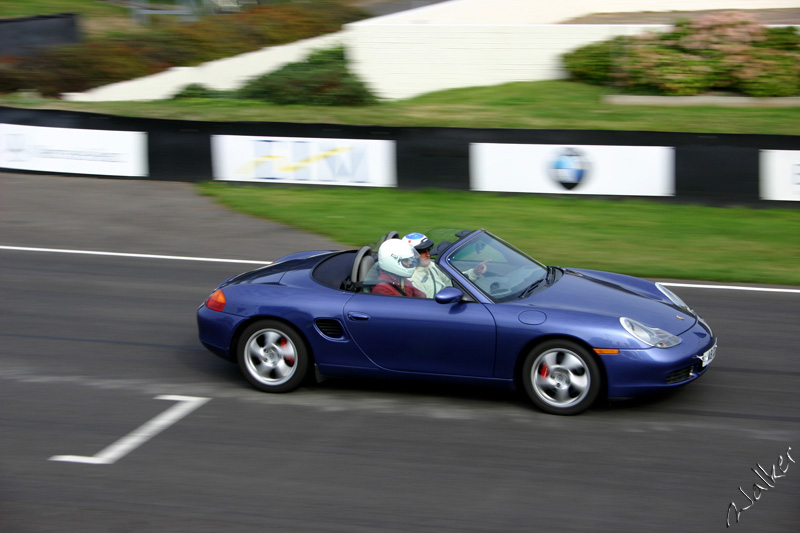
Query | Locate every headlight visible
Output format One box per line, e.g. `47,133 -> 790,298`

620,317 -> 682,348
656,283 -> 693,314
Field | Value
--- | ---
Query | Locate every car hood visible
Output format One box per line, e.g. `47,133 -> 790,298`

523,269 -> 696,335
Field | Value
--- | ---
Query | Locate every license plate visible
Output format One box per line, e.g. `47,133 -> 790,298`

699,342 -> 717,367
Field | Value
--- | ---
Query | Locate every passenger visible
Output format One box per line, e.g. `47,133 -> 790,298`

373,239 -> 426,298
403,232 -> 489,298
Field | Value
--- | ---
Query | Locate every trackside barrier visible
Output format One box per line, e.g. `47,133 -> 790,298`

1,106 -> 798,206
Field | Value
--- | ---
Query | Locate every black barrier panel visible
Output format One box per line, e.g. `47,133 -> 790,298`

0,14 -> 81,57
202,120 -> 399,140
667,132 -> 796,205
148,126 -> 212,182
2,105 -> 799,205
675,145 -> 760,205
446,128 -> 687,147
395,128 -> 471,190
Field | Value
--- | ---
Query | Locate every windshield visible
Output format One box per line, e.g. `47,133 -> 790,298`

445,232 -> 549,302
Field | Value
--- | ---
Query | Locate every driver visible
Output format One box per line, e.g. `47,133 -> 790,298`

373,239 -> 426,298
403,232 -> 489,298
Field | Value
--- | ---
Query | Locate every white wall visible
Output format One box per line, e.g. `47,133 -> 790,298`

347,24 -> 660,100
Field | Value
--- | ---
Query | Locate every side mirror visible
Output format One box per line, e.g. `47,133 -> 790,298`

435,287 -> 463,304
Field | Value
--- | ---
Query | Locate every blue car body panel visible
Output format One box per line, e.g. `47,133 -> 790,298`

197,229 -> 716,401
343,293 -> 497,376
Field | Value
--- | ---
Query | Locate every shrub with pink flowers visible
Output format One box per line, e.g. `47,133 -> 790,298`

563,11 -> 800,97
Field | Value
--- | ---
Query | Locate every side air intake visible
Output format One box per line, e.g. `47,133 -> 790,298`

315,319 -> 344,339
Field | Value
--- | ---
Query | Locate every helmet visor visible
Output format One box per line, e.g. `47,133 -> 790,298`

400,249 -> 420,268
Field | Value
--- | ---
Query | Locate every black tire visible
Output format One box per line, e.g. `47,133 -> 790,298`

236,320 -> 309,393
521,340 -> 601,415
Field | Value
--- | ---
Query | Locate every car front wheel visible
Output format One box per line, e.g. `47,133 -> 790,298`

522,340 -> 601,415
236,320 -> 309,393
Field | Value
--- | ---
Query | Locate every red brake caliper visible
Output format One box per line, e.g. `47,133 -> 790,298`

280,338 -> 295,366
539,363 -> 549,378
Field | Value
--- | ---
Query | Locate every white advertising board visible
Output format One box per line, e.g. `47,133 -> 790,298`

760,150 -> 800,202
0,123 -> 147,177
471,143 -> 674,196
212,135 -> 396,186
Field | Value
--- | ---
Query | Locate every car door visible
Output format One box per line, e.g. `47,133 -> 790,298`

342,293 -> 497,377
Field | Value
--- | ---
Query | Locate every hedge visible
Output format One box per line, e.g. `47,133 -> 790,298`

562,11 -> 800,97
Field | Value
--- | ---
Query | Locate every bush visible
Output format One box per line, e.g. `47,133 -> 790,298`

0,1 -> 368,97
171,83 -> 232,99
7,41 -> 156,96
0,55 -> 26,93
760,26 -> 800,51
238,47 -> 377,106
562,38 -> 626,85
731,50 -> 800,97
616,43 -> 713,96
674,11 -> 766,55
563,10 -> 800,97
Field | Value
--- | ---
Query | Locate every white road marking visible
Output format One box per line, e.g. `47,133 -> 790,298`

0,245 -> 271,265
661,282 -> 800,295
1,244 -> 798,294
49,395 -> 210,465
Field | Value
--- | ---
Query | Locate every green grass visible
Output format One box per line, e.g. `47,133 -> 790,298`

4,81 -> 800,135
198,183 -> 800,286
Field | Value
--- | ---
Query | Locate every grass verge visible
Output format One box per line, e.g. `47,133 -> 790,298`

4,81 -> 800,135
198,183 -> 800,286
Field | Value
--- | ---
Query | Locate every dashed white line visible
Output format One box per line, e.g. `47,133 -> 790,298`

661,282 -> 800,295
0,245 -> 271,265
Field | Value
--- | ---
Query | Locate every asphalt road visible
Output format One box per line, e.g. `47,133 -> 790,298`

1,172 -> 798,532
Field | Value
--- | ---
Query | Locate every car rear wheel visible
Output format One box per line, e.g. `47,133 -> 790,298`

522,340 -> 600,415
236,320 -> 309,393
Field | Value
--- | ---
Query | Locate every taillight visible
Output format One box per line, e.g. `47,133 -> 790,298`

205,289 -> 226,312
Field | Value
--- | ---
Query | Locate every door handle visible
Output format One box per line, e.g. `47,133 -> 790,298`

347,312 -> 370,321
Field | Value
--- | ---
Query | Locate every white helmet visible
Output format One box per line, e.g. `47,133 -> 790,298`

378,239 -> 420,278
403,232 -> 434,252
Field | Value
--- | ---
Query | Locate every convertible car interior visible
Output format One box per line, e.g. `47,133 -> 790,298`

312,229 -> 478,297
312,231 -> 400,293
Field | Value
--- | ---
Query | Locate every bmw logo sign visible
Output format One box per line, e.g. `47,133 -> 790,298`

548,148 -> 590,190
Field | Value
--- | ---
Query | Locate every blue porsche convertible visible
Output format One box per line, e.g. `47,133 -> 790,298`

197,229 -> 716,415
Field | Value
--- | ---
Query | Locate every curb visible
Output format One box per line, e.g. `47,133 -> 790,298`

603,95 -> 800,108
